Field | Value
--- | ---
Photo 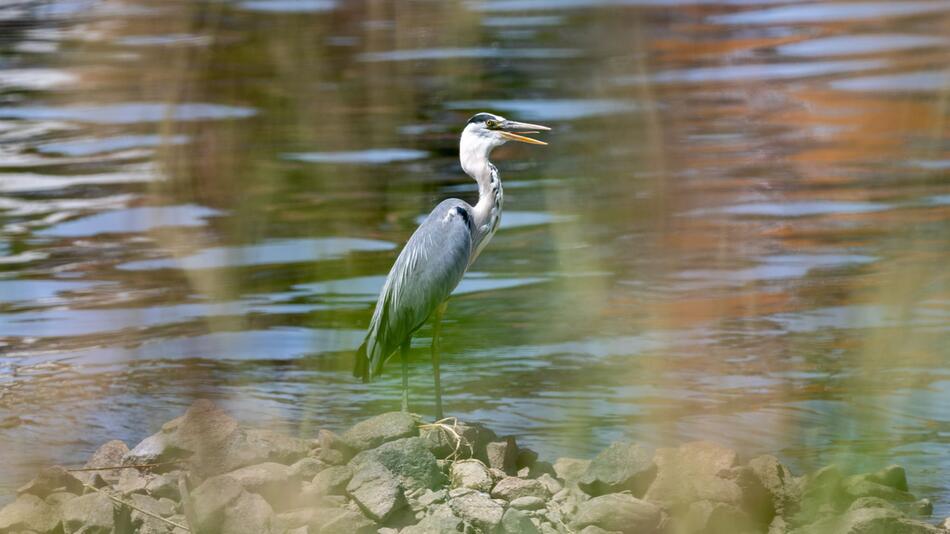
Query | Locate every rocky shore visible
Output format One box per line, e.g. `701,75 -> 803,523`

1,399 -> 947,534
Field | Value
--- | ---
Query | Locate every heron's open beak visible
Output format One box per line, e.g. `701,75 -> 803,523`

498,120 -> 551,146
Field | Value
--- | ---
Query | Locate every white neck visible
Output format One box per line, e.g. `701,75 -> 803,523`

459,130 -> 504,260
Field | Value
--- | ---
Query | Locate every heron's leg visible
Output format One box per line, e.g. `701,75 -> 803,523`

400,340 -> 411,413
431,302 -> 448,420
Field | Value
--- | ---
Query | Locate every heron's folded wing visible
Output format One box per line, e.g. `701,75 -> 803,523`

363,201 -> 474,378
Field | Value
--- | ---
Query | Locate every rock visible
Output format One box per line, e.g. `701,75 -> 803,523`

402,513 -> 465,534
848,496 -> 896,512
415,488 -> 448,508
578,442 -> 656,497
501,507 -> 542,534
125,399 -> 238,467
311,465 -> 353,496
124,400 -> 307,480
218,491 -> 275,534
241,428 -> 310,465
793,505 -> 941,534
682,500 -> 755,534
274,508 -> 313,530
577,527 -> 617,534
492,477 -> 550,501
517,449 -> 539,470
449,459 -> 493,492
536,473 -> 562,496
349,437 -> 443,492
449,490 -> 505,532
842,475 -> 915,505
553,457 -> 590,484
346,460 -> 407,522
644,441 -> 765,521
74,440 -> 129,487
510,496 -> 546,511
911,498 -> 933,517
317,429 -> 354,465
866,465 -> 908,492
145,473 -> 180,500
114,468 -> 149,495
0,493 -> 60,533
129,493 -> 176,526
224,462 -> 299,510
289,457 -> 326,480
17,466 -> 84,498
749,455 -> 801,516
342,412 -> 418,452
486,437 -> 519,474
570,493 -> 663,534
422,421 -> 497,461
45,491 -> 77,507
190,475 -> 245,532
62,492 -> 129,534
309,507 -> 376,534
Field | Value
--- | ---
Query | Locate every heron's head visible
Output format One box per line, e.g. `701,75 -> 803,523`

462,112 -> 551,149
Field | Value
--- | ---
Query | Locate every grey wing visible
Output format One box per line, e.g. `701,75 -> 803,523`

358,200 -> 475,381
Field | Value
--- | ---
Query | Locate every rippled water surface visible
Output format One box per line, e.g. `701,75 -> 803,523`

1,0 -> 948,514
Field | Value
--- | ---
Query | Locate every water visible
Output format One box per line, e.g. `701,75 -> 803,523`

1,0 -> 948,516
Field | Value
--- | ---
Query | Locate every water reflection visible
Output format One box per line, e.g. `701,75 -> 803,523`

0,0 -> 948,518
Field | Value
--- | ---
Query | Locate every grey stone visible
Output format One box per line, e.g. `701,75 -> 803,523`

536,473 -> 562,496
62,492 -> 127,534
74,440 -> 129,487
510,496 -> 546,510
129,494 -> 176,527
842,475 -> 915,505
577,527 -> 617,534
866,465 -> 908,492
342,412 -> 418,452
0,494 -> 60,533
124,400 -> 307,479
225,462 -> 299,509
749,454 -> 801,516
350,437 -> 443,492
309,507 -> 376,534
681,500 -> 755,534
449,490 -> 505,532
570,493 -> 663,534
911,498 -> 933,517
114,468 -> 149,495
792,506 -> 940,534
449,459 -> 493,492
346,460 -> 407,522
218,491 -> 275,534
422,421 -> 497,461
158,497 -> 178,517
311,465 -> 353,496
402,513 -> 465,534
415,488 -> 448,508
317,429 -> 355,465
45,491 -> 77,507
289,457 -> 326,480
847,496 -> 896,512
501,507 -> 542,534
486,437 -> 519,474
274,508 -> 313,530
491,477 -> 550,501
643,441 -> 747,512
190,475 -> 244,533
17,466 -> 84,498
553,457 -> 590,484
578,442 -> 656,497
145,473 -> 180,501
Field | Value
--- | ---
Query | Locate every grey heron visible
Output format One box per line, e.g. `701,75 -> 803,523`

354,112 -> 550,419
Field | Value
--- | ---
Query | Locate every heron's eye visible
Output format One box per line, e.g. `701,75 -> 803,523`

486,120 -> 498,129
